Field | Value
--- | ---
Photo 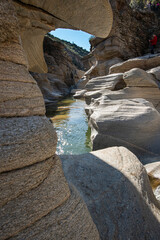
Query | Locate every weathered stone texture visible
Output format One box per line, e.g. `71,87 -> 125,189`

87,98 -> 160,158
85,73 -> 124,91
61,147 -> 160,240
109,54 -> 160,74
10,186 -> 100,240
0,157 -> 54,207
123,68 -> 158,87
18,0 -> 113,38
0,0 -> 112,239
0,116 -> 57,173
0,155 -> 71,239
84,0 -> 160,80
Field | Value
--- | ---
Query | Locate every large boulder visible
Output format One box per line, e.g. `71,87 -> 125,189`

147,66 -> 160,82
85,73 -> 124,91
87,97 -> 160,159
61,147 -> 160,240
109,54 -> 160,74
123,68 -> 158,87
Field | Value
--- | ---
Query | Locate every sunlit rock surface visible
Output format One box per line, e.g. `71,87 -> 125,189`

87,97 -> 160,158
0,0 -> 116,238
84,0 -> 160,81
109,54 -> 160,74
61,147 -> 160,240
83,60 -> 160,159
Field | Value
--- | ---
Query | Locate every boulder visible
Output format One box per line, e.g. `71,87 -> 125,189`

145,162 -> 160,202
123,68 -> 158,87
84,57 -> 123,80
147,66 -> 160,82
145,162 -> 160,189
89,86 -> 160,113
73,90 -> 87,99
85,73 -> 124,91
61,147 -> 160,240
87,98 -> 160,158
109,54 -> 160,74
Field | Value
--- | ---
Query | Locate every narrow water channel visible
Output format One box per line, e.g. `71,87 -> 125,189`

48,97 -> 92,155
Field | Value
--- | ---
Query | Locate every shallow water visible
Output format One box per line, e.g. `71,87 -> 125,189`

49,97 -> 92,155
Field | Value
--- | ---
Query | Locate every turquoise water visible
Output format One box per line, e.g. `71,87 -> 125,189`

49,97 -> 92,155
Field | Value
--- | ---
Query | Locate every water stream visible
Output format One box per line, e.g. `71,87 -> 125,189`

48,97 -> 92,155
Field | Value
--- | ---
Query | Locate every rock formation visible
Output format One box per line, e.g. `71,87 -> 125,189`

83,0 -> 160,82
12,0 -> 113,73
80,54 -> 160,160
145,162 -> 160,201
31,35 -> 85,106
61,147 -> 160,240
0,0 -> 113,239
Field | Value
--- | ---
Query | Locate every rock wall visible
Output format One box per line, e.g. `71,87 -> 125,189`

84,0 -> 160,81
0,0 -> 114,238
31,36 -> 85,105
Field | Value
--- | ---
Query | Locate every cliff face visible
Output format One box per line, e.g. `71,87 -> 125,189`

31,36 -> 85,105
85,0 -> 160,80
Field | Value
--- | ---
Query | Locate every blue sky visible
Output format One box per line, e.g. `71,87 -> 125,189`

50,29 -> 92,51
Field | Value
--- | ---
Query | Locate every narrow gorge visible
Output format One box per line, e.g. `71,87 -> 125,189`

1,1 -> 160,240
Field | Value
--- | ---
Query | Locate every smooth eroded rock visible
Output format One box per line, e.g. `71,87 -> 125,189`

109,54 -> 160,74
123,68 -> 158,87
18,0 -> 113,38
61,147 -> 160,240
88,98 -> 160,158
85,73 -> 124,91
10,185 -> 100,240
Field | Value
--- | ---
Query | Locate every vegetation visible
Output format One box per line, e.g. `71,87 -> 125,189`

130,0 -> 147,9
130,0 -> 160,9
47,32 -> 89,57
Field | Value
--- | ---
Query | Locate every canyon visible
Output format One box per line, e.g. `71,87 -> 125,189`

0,0 -> 160,240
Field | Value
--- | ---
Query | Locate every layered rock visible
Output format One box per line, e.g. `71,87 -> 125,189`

31,36 -> 85,105
0,0 -> 114,238
83,0 -> 160,81
13,0 -> 113,74
83,56 -> 160,159
61,147 -> 160,240
109,54 -> 160,74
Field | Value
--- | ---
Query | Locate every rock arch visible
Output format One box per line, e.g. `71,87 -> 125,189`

0,0 -> 113,239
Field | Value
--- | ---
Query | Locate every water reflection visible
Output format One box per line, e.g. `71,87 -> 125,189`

49,97 -> 92,155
